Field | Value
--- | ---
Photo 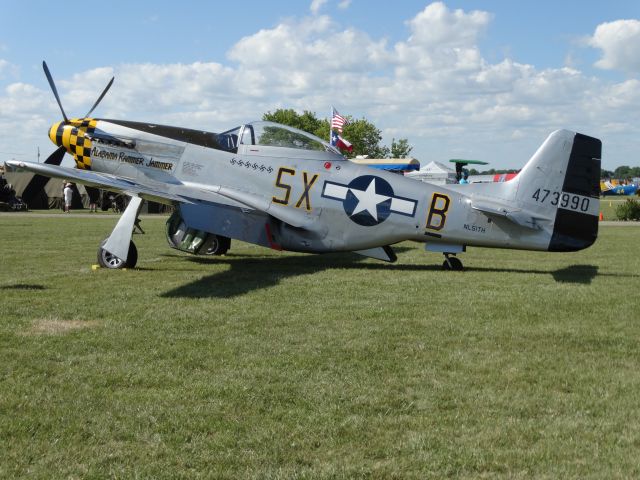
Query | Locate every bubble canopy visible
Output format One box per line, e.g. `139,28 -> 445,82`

219,121 -> 341,155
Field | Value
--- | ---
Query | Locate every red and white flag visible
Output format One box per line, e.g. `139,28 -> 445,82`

331,107 -> 348,133
337,135 -> 353,153
331,130 -> 353,153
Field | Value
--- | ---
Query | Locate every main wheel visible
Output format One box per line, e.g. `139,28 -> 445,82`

442,256 -> 463,271
97,239 -> 138,269
204,235 -> 230,256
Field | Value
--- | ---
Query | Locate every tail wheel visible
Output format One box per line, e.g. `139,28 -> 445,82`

97,239 -> 138,269
205,235 -> 230,256
442,256 -> 463,271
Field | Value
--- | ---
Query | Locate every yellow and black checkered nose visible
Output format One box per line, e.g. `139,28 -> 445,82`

47,118 -> 97,170
48,121 -> 63,146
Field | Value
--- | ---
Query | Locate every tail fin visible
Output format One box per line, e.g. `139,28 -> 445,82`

514,130 -> 601,251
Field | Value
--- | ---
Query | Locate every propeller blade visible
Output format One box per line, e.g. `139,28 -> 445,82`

84,76 -> 114,118
21,146 -> 67,204
44,145 -> 67,165
42,61 -> 69,123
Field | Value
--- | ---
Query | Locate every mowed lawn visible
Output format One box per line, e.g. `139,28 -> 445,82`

1,214 -> 639,479
599,196 -> 640,220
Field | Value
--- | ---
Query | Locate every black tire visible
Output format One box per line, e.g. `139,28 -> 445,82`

442,257 -> 463,271
205,235 -> 230,256
97,239 -> 138,269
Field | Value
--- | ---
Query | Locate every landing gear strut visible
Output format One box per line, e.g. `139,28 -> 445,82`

442,253 -> 463,271
98,196 -> 144,269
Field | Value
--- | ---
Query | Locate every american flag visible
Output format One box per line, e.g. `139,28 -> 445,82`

331,107 -> 348,133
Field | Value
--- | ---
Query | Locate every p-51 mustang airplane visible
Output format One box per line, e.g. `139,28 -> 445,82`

5,62 -> 601,270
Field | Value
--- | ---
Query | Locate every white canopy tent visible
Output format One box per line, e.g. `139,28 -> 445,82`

404,160 -> 457,185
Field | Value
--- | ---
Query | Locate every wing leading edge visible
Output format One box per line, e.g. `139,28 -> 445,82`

4,160 -> 318,230
5,160 -> 189,204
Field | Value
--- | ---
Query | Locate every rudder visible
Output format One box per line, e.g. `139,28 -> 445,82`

548,132 -> 601,251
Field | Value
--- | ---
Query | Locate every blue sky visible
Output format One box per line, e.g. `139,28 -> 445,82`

1,1 -> 640,169
3,1 -> 637,80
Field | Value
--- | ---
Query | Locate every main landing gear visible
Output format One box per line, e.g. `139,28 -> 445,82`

165,211 -> 231,256
96,196 -> 144,269
442,253 -> 463,271
98,239 -> 138,269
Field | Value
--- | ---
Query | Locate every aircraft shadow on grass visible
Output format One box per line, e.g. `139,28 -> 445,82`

0,284 -> 46,291
466,264 -> 600,284
551,264 -> 599,284
160,251 -> 602,299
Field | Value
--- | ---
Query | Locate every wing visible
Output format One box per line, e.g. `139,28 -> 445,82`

5,160 -> 318,229
5,160 -> 190,204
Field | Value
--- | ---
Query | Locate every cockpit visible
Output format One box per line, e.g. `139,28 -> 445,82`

216,121 -> 342,156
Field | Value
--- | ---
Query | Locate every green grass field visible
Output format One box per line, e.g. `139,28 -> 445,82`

1,213 -> 639,478
599,196 -> 640,220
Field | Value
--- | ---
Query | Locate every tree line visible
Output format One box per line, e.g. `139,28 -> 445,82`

601,166 -> 640,179
262,109 -> 413,159
263,109 -> 640,178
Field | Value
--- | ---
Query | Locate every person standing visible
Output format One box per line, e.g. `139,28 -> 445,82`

87,188 -> 98,213
63,182 -> 73,213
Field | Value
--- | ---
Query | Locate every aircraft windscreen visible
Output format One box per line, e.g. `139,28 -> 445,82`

217,126 -> 240,153
245,121 -> 328,152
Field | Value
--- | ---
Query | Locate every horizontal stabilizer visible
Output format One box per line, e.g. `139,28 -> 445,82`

471,201 -> 509,217
472,200 -> 549,230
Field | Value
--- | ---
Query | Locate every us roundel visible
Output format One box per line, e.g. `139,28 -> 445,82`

321,175 -> 418,226
344,175 -> 393,226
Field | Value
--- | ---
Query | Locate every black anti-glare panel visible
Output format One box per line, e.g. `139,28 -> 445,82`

101,119 -> 226,151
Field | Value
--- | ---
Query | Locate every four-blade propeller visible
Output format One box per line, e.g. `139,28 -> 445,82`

21,62 -> 115,205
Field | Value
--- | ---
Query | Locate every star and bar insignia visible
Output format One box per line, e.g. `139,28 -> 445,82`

322,175 -> 417,226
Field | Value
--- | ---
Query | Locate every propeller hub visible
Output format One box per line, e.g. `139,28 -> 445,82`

48,118 -> 97,170
48,121 -> 63,146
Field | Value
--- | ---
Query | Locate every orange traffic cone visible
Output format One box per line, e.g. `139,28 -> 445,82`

599,212 -> 603,221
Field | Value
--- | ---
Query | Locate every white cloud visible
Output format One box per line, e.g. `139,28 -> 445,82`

310,0 -> 328,15
0,82 -> 55,160
338,0 -> 351,9
0,59 -> 9,76
404,2 -> 491,48
589,19 -> 640,74
0,59 -> 19,80
392,2 -> 491,86
0,83 -> 52,120
2,4 -> 640,169
227,15 -> 389,101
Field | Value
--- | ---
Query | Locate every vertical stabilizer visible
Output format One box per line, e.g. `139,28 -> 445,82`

548,133 -> 601,251
512,130 -> 601,251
